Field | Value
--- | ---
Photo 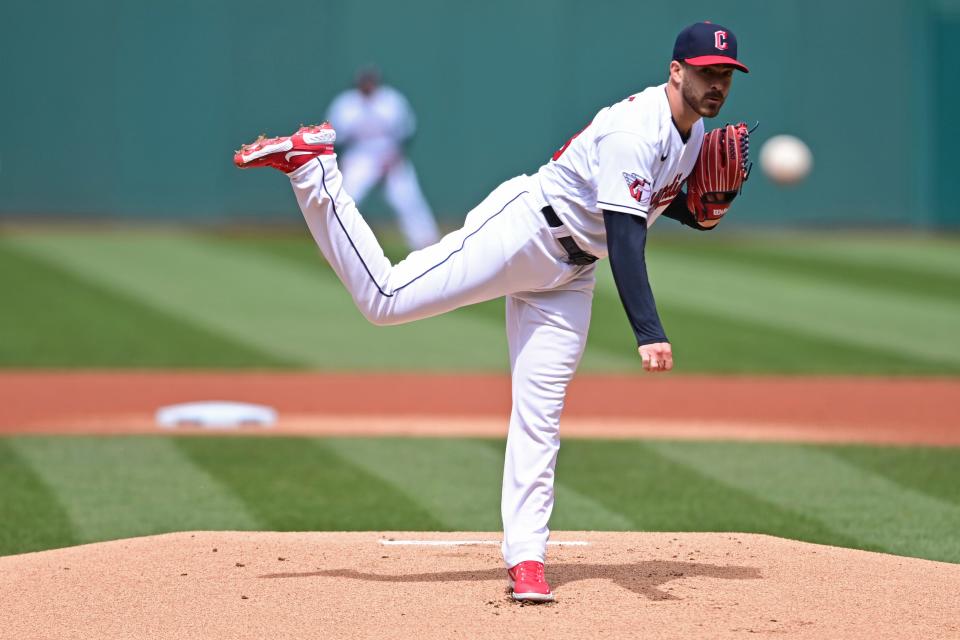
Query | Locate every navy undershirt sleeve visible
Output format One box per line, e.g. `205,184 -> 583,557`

602,210 -> 668,346
660,191 -> 716,231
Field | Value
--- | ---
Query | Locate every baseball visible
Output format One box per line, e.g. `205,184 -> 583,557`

759,134 -> 813,185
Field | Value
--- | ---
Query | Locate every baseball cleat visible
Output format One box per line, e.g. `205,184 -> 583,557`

507,560 -> 555,602
233,123 -> 336,173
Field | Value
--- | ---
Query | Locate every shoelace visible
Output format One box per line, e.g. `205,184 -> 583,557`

516,563 -> 545,583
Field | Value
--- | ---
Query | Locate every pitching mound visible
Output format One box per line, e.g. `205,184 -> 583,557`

1,531 -> 957,639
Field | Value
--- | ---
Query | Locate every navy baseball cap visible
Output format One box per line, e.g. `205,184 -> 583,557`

673,21 -> 749,73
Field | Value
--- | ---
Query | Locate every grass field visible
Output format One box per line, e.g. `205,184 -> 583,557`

2,436 -> 959,562
1,228 -> 958,564
2,229 -> 959,373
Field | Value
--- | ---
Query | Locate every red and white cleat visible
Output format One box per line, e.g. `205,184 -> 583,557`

233,123 -> 336,173
508,561 -> 555,602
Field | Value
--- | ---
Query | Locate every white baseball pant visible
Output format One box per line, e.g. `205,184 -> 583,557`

288,155 -> 595,567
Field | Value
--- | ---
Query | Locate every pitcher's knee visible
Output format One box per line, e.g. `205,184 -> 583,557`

356,301 -> 415,327
356,305 -> 392,326
367,313 -> 401,327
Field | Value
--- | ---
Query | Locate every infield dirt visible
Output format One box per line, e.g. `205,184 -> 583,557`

2,530 -> 958,639
2,371 -> 958,445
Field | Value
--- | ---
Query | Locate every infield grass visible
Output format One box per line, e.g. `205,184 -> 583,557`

3,435 -> 958,563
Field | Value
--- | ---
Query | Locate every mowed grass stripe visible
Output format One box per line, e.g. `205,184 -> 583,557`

8,231 -> 510,371
659,242 -> 960,302
12,437 -> 258,544
824,445 -> 960,508
656,301 -> 952,374
0,440 -> 78,556
175,437 -> 443,531
607,251 -> 960,366
554,440 -> 863,547
224,231 -> 960,373
327,438 -> 633,531
583,266 -> 946,373
0,242 -> 290,368
744,235 -> 960,278
647,441 -> 960,563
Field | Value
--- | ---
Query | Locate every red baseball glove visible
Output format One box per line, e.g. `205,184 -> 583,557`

686,122 -> 752,228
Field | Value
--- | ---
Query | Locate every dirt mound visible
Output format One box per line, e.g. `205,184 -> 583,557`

1,531 -> 957,639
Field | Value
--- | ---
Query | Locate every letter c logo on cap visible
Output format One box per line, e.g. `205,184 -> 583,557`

714,30 -> 728,50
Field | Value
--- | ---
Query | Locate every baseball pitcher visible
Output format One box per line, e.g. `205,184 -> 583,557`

234,21 -> 751,602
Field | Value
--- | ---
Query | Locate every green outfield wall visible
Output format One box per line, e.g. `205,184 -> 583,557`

1,0 -> 958,227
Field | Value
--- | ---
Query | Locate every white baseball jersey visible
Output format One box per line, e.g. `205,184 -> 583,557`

326,85 -> 416,155
537,83 -> 704,258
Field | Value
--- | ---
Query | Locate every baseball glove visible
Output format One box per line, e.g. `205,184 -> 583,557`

686,122 -> 753,228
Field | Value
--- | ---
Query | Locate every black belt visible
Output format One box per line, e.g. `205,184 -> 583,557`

541,206 -> 598,265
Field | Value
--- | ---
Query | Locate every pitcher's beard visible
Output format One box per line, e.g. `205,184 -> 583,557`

682,83 -> 724,118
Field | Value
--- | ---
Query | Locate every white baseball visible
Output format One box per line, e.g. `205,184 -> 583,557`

759,134 -> 813,185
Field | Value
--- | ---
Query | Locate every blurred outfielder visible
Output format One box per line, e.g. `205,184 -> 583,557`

326,67 -> 440,250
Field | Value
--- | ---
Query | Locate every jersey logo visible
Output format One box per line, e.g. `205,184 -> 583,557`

622,172 -> 653,207
651,173 -> 684,209
714,30 -> 729,50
